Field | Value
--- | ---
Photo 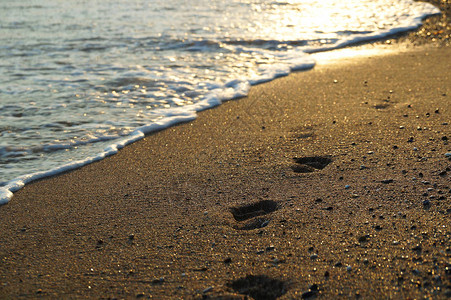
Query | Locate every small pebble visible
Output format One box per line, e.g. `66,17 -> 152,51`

152,277 -> 164,284
309,284 -> 319,291
358,235 -> 368,243
345,185 -> 351,189
412,245 -> 422,252
310,253 -> 318,260
266,246 -> 275,252
346,265 -> 352,272
301,290 -> 316,299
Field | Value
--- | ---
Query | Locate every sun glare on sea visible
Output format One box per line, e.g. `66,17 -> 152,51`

250,0 -> 396,43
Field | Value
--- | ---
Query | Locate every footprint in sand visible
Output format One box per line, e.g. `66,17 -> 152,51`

229,200 -> 279,230
228,275 -> 287,300
291,155 -> 332,173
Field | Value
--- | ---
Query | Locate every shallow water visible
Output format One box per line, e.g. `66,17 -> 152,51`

0,0 -> 439,203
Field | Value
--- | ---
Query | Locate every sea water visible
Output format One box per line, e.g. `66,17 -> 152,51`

0,0 -> 439,204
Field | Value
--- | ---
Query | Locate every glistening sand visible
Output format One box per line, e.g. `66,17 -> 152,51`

0,44 -> 449,299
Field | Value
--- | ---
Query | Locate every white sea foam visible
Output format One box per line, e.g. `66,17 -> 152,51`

0,0 -> 440,204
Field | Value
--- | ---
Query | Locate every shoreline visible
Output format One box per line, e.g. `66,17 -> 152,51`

0,45 -> 449,298
0,0 -> 447,204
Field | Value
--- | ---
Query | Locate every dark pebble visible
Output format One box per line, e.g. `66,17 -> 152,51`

422,200 -> 430,206
309,284 -> 319,291
266,246 -> 275,252
381,179 -> 393,184
152,277 -> 164,284
358,235 -> 369,243
224,257 -> 232,264
412,245 -> 422,252
301,290 -> 316,299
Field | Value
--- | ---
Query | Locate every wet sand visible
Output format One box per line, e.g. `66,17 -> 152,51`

0,44 -> 449,299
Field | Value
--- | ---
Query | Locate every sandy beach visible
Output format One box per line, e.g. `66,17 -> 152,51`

1,3 -> 450,299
